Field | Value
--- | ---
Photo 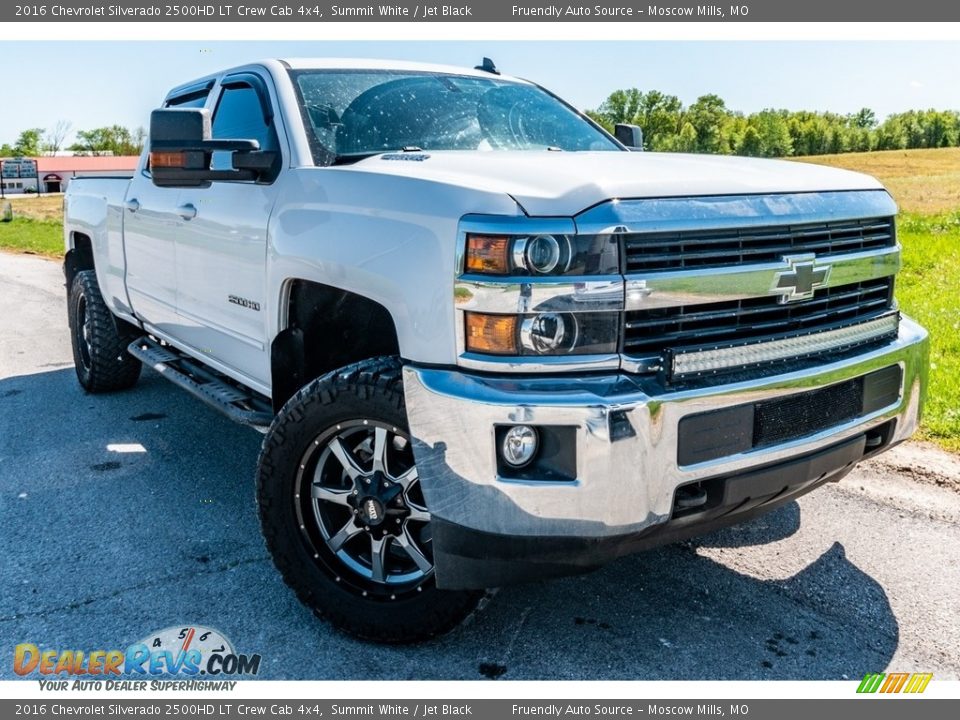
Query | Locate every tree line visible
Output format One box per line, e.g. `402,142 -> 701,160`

587,89 -> 960,157
1,122 -> 146,158
4,94 -> 960,160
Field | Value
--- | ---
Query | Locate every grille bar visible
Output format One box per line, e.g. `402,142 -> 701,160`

623,217 -> 895,273
624,285 -> 890,332
623,278 -> 894,357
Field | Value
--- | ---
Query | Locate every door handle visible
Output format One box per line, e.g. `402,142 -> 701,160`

124,198 -> 140,213
177,203 -> 197,221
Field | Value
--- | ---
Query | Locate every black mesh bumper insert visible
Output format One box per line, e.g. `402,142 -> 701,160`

677,364 -> 903,465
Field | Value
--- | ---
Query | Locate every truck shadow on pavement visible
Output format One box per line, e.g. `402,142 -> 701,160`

0,368 -> 897,681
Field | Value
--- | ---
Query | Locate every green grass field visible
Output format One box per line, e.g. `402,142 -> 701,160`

0,195 -> 63,255
0,216 -> 62,255
796,148 -> 960,451
1,150 -> 958,451
895,212 -> 960,451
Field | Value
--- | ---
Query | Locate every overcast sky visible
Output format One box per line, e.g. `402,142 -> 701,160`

3,41 -> 959,146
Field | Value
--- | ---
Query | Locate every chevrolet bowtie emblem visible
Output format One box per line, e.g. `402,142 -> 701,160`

772,254 -> 832,303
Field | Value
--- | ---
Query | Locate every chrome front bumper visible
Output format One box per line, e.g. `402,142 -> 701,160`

403,317 -> 928,549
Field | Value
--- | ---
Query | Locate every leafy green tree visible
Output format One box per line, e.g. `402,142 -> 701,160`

661,121 -> 698,153
13,128 -> 44,157
69,125 -> 142,156
737,126 -> 763,156
635,90 -> 683,151
686,94 -> 729,153
752,110 -> 794,157
852,108 -> 877,129
596,88 -> 643,127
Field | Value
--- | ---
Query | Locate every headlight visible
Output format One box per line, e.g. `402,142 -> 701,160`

465,311 -> 618,356
464,233 -> 618,277
520,312 -> 573,353
514,234 -> 571,274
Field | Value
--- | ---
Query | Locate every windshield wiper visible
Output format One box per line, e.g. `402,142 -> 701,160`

330,152 -> 378,165
330,148 -> 425,165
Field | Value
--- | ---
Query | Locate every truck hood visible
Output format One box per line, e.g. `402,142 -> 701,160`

345,151 -> 885,217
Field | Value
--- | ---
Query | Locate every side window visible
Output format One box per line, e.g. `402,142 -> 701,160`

211,85 -> 278,173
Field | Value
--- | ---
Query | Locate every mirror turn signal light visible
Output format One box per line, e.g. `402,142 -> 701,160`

150,151 -> 187,168
465,234 -> 510,274
465,312 -> 518,354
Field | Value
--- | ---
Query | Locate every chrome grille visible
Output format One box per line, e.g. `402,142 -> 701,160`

623,217 -> 895,273
623,277 -> 895,359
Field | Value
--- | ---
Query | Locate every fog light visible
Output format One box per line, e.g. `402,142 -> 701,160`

501,425 -> 539,467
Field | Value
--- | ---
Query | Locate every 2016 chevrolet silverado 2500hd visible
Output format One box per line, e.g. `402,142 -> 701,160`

63,58 -> 928,643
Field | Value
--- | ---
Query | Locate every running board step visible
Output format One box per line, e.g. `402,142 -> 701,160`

128,337 -> 273,429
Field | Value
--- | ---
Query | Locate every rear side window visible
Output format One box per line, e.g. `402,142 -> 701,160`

211,85 -> 278,172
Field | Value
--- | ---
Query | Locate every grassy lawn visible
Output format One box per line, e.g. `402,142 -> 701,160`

0,218 -> 62,255
0,195 -> 63,256
1,152 -> 957,451
896,212 -> 960,451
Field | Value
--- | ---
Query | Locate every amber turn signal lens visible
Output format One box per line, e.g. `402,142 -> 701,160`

150,151 -> 187,168
465,234 -> 510,274
465,312 -> 518,354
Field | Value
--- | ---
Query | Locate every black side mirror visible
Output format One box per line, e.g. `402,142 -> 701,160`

150,107 -> 212,148
149,108 -> 274,187
614,123 -> 644,151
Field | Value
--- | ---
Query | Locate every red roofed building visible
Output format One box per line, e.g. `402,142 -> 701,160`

1,155 -> 140,195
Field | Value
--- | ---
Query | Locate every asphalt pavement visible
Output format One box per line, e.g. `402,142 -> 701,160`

2,251 -> 959,681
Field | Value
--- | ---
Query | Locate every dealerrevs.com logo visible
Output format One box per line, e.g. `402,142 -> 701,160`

14,626 -> 260,689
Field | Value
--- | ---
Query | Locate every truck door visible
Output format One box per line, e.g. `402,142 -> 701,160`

124,84 -> 212,333
123,161 -> 183,330
171,72 -> 282,390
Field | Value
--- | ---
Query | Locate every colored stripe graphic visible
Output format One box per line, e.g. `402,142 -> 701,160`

857,672 -> 932,694
881,673 -> 909,693
857,673 -> 885,693
904,673 -> 933,694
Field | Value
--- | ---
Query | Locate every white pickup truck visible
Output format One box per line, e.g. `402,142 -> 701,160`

64,58 -> 928,643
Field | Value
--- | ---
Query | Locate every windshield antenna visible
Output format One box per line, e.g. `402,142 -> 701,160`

475,57 -> 500,75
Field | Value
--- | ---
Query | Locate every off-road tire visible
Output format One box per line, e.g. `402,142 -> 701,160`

68,270 -> 142,393
256,356 -> 487,643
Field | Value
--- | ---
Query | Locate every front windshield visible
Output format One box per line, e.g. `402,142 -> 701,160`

289,69 -> 621,164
